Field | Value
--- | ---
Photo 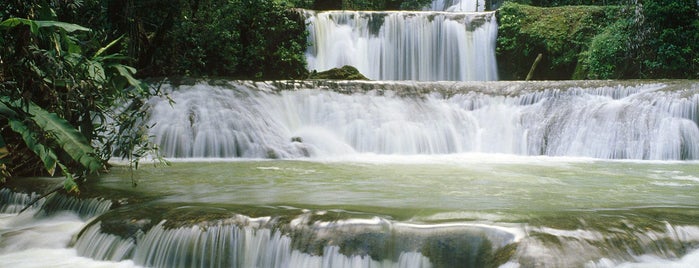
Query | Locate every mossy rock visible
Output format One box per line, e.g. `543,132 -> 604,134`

309,65 -> 370,80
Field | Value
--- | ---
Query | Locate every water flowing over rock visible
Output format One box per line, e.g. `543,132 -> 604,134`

303,10 -> 498,81
63,197 -> 699,268
0,188 -> 111,218
147,80 -> 699,160
0,188 -> 41,214
428,0 -> 486,12
74,206 -> 517,268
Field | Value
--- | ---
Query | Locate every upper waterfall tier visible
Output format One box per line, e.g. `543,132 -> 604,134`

428,0 -> 486,12
145,80 -> 699,160
304,10 -> 498,81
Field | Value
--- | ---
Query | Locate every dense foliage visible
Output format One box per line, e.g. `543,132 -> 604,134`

508,0 -> 626,6
496,3 -> 619,80
0,2 -> 159,191
628,0 -> 698,78
580,0 -> 699,79
497,0 -> 699,80
1,0 -> 309,80
91,0 -> 310,80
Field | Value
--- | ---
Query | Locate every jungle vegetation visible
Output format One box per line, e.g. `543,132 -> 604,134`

0,2 -> 163,193
497,0 -> 699,80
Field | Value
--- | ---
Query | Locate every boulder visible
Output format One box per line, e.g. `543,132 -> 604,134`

309,65 -> 370,80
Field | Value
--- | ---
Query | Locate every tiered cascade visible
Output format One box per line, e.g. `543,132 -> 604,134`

148,81 -> 699,160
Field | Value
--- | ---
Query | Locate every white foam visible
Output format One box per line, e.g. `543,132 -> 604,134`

0,248 -> 139,268
0,211 -> 140,268
590,247 -> 699,268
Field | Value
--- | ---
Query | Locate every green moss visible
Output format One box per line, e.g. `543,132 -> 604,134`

490,242 -> 518,267
496,2 -> 620,80
308,65 -> 370,80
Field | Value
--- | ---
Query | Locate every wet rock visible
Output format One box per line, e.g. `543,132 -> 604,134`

309,65 -> 370,80
266,149 -> 279,159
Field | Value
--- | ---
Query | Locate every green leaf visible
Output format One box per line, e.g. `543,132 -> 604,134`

1,97 -> 104,174
114,64 -> 145,90
0,101 -> 58,175
63,33 -> 82,54
0,18 -> 25,28
52,32 -> 62,56
0,100 -> 19,119
87,61 -> 107,83
34,20 -> 91,33
7,119 -> 58,175
57,163 -> 79,194
1,19 -> 90,34
95,54 -> 128,61
26,102 -> 103,173
1,100 -> 85,192
0,18 -> 39,34
93,35 -> 124,59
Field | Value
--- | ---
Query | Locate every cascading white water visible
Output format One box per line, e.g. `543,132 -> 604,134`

304,10 -> 498,81
0,189 -> 41,214
147,81 -> 699,160
75,211 -> 519,268
428,0 -> 486,12
77,220 -> 435,268
0,188 -> 111,219
0,191 -> 138,268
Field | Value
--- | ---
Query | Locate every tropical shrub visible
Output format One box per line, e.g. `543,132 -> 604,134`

583,19 -> 633,79
582,0 -> 699,79
0,8 -> 160,191
637,0 -> 698,78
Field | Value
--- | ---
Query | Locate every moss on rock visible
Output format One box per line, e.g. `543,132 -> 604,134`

308,65 -> 370,80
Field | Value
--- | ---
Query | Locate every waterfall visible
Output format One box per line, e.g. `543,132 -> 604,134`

428,0 -> 486,12
37,193 -> 113,219
0,188 -> 111,218
304,10 -> 498,81
76,214 -> 516,268
146,81 -> 699,160
508,221 -> 699,267
71,206 -> 699,268
0,189 -> 41,214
